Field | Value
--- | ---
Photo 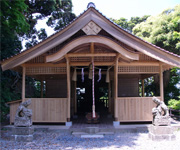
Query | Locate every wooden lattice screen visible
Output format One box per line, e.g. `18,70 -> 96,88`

118,66 -> 159,73
26,66 -> 67,75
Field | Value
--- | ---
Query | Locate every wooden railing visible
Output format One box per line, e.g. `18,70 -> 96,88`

9,98 -> 68,124
116,97 -> 160,122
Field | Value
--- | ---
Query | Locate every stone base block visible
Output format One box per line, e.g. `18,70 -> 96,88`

113,121 -> 120,127
148,133 -> 175,141
148,125 -> 176,141
66,121 -> 72,126
12,126 -> 34,142
13,127 -> 34,135
12,135 -> 33,142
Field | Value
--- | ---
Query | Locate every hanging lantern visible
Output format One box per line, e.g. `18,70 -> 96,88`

88,63 -> 93,79
106,69 -> 110,83
72,68 -> 77,81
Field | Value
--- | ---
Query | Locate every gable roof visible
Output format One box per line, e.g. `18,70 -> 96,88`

1,5 -> 180,71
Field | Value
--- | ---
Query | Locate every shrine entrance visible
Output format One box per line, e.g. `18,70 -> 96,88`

76,74 -> 109,114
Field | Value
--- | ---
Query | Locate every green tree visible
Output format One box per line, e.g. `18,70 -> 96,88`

133,5 -> 180,102
24,0 -> 76,48
0,0 -> 75,121
0,0 -> 30,121
112,15 -> 150,32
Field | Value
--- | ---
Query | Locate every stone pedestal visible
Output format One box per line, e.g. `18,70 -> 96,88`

153,116 -> 171,126
113,121 -> 120,127
12,127 -> 34,142
148,125 -> 175,141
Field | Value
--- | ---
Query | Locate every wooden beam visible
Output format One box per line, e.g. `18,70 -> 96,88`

22,63 -> 66,67
70,62 -> 114,66
90,42 -> 94,54
114,55 -> 118,121
67,53 -> 116,57
46,36 -> 139,63
160,64 -> 164,101
22,66 -> 26,102
66,57 -> 71,121
119,61 -> 160,66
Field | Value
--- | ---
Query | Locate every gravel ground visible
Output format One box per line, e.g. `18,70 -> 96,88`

1,129 -> 180,150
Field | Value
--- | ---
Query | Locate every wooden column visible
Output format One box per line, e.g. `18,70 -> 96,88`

114,55 -> 119,121
41,80 -> 44,98
142,79 -> 145,97
74,81 -> 77,114
66,57 -> 71,121
160,64 -> 164,101
22,66 -> 26,102
108,81 -> 111,113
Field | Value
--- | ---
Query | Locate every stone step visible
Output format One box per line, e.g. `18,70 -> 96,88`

85,127 -> 100,134
81,134 -> 104,138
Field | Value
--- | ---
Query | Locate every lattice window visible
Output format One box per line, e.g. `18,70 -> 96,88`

118,66 -> 159,73
95,48 -> 115,53
26,67 -> 66,75
94,56 -> 115,62
70,57 -> 91,62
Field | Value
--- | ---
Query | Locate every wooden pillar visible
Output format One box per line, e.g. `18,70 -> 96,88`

74,81 -> 77,114
160,64 -> 164,101
66,57 -> 71,121
142,79 -> 144,97
41,80 -> 44,98
22,66 -> 26,102
108,81 -> 111,113
114,55 -> 119,121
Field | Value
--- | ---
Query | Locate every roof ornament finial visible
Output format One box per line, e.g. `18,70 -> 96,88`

87,2 -> 96,8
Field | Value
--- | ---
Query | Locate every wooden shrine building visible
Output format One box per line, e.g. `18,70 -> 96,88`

2,3 -> 180,125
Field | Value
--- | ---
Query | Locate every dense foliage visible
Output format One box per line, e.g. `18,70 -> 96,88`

133,5 -> 180,55
112,15 -> 150,33
133,5 -> 180,102
168,98 -> 180,110
0,0 -> 75,121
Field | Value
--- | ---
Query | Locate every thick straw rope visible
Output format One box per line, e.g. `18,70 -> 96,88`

92,61 -> 96,118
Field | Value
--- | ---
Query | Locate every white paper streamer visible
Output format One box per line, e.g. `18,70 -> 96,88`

81,68 -> 84,82
97,69 -> 101,82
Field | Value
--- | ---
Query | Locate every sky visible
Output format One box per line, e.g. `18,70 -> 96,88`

25,0 -> 179,50
72,0 -> 180,19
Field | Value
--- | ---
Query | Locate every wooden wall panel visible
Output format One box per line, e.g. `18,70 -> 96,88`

117,97 -> 161,122
9,98 -> 67,123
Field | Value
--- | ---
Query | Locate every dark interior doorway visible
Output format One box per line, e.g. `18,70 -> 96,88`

76,74 -> 109,115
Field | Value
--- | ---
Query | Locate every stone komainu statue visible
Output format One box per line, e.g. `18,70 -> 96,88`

14,99 -> 32,127
152,97 -> 170,126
